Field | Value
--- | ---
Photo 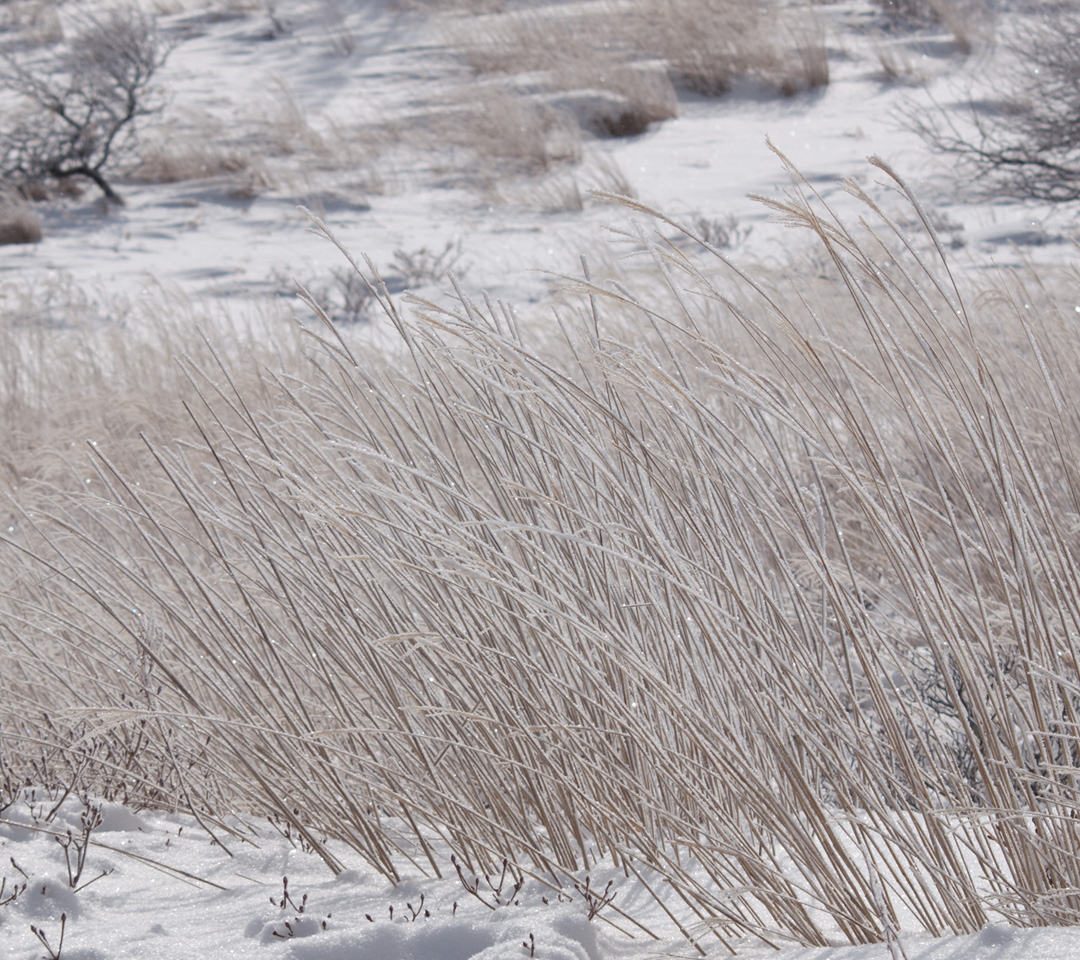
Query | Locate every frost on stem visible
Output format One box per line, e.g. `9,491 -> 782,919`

0,7 -> 171,204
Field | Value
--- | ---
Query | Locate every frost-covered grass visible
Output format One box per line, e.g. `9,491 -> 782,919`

5,154 -> 1080,955
1,0 -> 1077,955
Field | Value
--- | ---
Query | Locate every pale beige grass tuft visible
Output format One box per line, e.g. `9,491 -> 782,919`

0,285 -> 307,492
875,0 -> 994,53
0,190 -> 42,245
395,0 -> 504,11
130,141 -> 253,184
450,0 -> 829,106
257,78 -> 331,157
426,88 -> 583,180
445,5 -> 678,137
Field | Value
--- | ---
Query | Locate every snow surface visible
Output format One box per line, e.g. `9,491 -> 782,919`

5,1 -> 1080,957
5,792 -> 1080,960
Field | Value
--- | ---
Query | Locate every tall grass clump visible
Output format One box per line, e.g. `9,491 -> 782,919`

626,0 -> 828,96
874,0 -> 993,53
0,189 -> 41,244
5,155 -> 1080,950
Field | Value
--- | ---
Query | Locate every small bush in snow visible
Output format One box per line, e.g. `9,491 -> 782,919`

0,7 -> 171,203
0,189 -> 42,244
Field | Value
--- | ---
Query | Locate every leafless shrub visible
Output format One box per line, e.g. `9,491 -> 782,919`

687,211 -> 750,250
909,6 -> 1080,200
279,241 -> 464,323
282,266 -> 375,324
388,238 -> 466,287
0,7 -> 171,203
0,189 -> 41,244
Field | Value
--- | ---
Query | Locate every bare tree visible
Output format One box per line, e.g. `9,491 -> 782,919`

0,8 -> 170,204
909,6 -> 1080,201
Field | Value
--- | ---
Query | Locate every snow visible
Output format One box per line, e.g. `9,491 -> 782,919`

5,0 -> 1080,957
4,792 -> 1080,960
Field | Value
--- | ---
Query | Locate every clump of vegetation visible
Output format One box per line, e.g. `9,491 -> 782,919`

446,0 -> 828,153
873,0 -> 992,52
0,188 -> 41,244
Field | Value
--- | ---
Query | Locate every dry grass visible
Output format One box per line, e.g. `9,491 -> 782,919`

627,0 -> 819,96
874,40 -> 931,85
0,281 -> 306,491
0,0 -> 63,50
449,0 -> 828,110
129,140 -> 253,184
874,0 -> 994,53
447,6 -> 677,139
449,5 -> 606,76
394,0 -> 504,12
6,158 -> 1080,950
318,0 -> 356,55
129,133 -> 276,201
256,78 -> 330,158
0,190 -> 42,244
489,154 -> 635,212
546,64 -> 677,139
426,88 -> 582,180
502,172 -> 584,213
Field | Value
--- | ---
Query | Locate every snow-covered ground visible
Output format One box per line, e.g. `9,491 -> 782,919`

5,2 -> 1080,958
3,0 -> 1077,325
5,791 -> 1080,960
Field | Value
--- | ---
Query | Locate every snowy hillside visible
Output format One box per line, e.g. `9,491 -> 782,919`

3,0 -> 1075,318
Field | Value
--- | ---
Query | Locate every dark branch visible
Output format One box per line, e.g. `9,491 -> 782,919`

906,7 -> 1080,202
